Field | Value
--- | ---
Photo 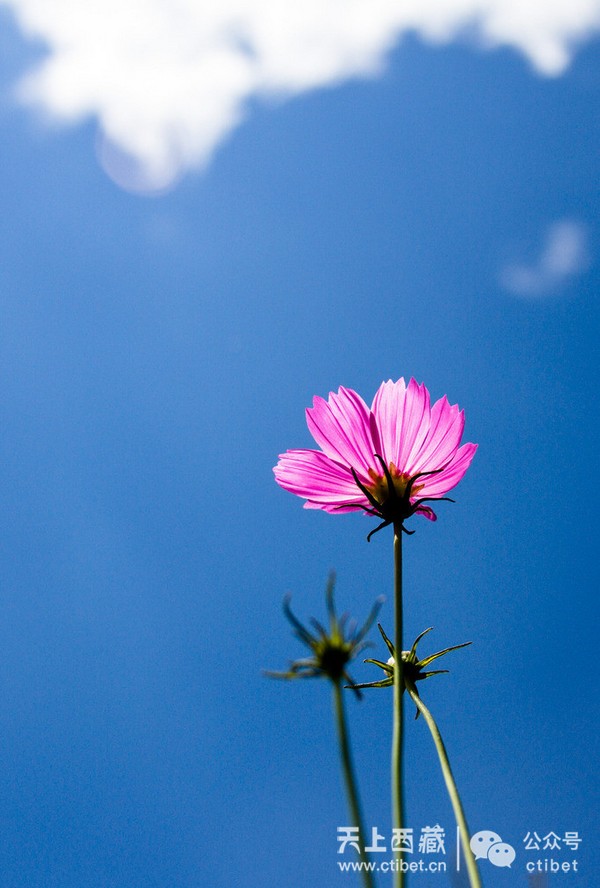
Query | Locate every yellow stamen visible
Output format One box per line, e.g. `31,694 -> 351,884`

366,462 -> 423,506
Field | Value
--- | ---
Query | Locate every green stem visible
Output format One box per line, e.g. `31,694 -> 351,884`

405,679 -> 482,888
392,529 -> 404,888
333,680 -> 375,888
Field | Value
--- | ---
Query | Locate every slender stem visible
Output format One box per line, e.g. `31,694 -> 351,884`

333,680 -> 375,888
392,529 -> 404,888
405,680 -> 482,888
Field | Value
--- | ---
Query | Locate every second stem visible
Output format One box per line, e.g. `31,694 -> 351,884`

333,680 -> 374,888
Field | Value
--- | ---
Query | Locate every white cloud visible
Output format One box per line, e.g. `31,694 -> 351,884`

500,219 -> 591,297
2,0 -> 600,190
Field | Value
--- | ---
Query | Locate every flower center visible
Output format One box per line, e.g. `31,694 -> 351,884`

365,462 -> 423,507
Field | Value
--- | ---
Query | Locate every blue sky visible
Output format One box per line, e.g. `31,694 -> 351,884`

0,4 -> 598,887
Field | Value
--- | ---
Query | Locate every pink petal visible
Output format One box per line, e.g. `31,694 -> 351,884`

306,387 -> 377,476
273,448 -> 369,509
369,378 -> 406,466
371,378 -> 433,473
396,379 -> 432,470
416,442 -> 478,498
406,396 -> 465,476
415,505 -> 437,521
303,500 -> 364,514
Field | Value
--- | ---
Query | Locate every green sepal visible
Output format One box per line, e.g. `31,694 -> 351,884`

356,625 -> 472,716
377,623 -> 395,659
350,677 -> 394,690
266,573 -> 383,694
363,657 -> 394,674
419,641 -> 472,668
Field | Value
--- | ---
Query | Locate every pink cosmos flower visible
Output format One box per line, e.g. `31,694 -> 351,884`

274,378 -> 477,538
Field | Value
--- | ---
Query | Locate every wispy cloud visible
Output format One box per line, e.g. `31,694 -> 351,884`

3,0 -> 600,190
500,219 -> 591,298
